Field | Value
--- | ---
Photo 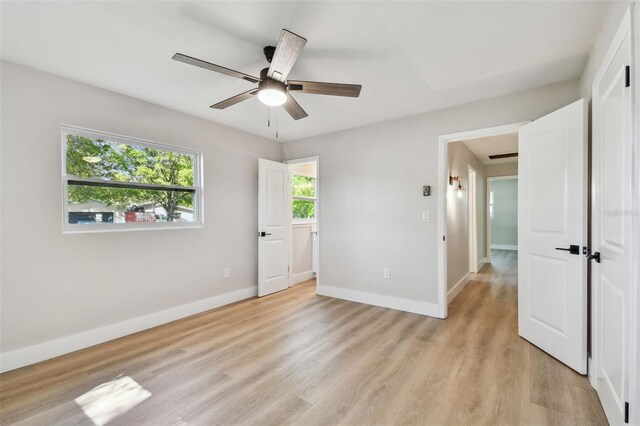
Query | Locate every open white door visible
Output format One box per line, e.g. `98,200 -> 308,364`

518,99 -> 587,374
592,13 -> 632,424
258,159 -> 290,297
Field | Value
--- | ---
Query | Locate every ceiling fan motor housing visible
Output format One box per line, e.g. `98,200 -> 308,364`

258,78 -> 286,93
263,46 -> 276,63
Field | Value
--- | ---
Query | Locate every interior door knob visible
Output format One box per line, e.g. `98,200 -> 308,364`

587,251 -> 601,263
555,245 -> 580,255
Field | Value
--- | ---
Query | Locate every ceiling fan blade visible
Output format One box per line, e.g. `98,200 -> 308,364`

287,80 -> 362,97
173,53 -> 260,84
267,29 -> 307,82
282,94 -> 308,120
210,89 -> 258,109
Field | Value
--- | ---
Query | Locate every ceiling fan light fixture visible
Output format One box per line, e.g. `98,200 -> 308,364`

257,79 -> 287,107
258,88 -> 287,106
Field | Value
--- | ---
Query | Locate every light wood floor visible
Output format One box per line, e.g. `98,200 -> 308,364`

1,251 -> 607,425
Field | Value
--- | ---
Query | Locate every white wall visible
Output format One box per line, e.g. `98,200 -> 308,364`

446,141 -> 486,290
579,1 -> 633,98
490,179 -> 518,249
292,225 -> 314,278
0,61 -> 282,370
282,79 -> 580,310
485,162 -> 518,177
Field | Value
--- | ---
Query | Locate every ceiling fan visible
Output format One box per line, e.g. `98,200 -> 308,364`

172,29 -> 362,120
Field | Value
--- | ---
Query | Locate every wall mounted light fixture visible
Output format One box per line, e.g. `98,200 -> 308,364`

449,175 -> 465,198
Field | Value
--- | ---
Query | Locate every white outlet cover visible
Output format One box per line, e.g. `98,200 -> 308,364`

383,268 -> 390,279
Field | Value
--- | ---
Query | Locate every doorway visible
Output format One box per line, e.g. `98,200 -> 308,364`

286,156 -> 320,289
440,123 -> 523,308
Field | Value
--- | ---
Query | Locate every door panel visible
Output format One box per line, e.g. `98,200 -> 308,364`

518,98 -> 587,374
528,255 -> 567,335
592,22 -> 632,424
258,159 -> 290,297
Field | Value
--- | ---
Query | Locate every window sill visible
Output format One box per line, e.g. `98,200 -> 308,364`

293,221 -> 316,227
62,222 -> 204,234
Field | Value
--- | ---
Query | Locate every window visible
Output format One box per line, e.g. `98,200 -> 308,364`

292,172 -> 316,222
62,127 -> 202,232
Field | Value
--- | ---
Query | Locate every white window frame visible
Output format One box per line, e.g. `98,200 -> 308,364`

61,125 -> 204,233
291,170 -> 317,224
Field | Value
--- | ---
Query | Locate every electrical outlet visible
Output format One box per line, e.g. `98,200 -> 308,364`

224,268 -> 230,278
383,268 -> 390,279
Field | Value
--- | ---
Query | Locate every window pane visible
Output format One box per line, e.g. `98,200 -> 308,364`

65,134 -> 194,187
68,184 -> 195,224
292,175 -> 315,197
292,199 -> 315,219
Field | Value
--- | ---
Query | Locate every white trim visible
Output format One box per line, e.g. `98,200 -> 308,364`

488,175 -> 518,181
468,165 -> 479,273
61,125 -> 204,234
291,271 -> 315,285
317,284 -> 441,317
0,286 -> 257,373
448,272 -> 471,303
491,244 -> 518,251
438,122 -> 528,319
633,5 -> 640,424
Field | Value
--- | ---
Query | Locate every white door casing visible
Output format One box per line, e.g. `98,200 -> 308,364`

518,99 -> 588,374
468,166 -> 478,273
592,10 -> 633,424
258,159 -> 291,297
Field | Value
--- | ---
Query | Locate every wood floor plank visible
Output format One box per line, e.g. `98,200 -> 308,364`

0,254 -> 608,425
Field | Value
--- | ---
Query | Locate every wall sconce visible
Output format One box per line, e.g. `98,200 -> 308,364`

449,175 -> 465,198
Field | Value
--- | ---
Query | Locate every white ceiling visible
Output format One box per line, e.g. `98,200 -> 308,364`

462,132 -> 518,165
1,1 -> 611,142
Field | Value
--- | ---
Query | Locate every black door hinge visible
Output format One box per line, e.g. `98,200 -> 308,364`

443,235 -> 446,242
625,65 -> 631,88
624,401 -> 629,423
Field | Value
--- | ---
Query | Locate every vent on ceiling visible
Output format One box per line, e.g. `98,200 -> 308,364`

488,152 -> 518,160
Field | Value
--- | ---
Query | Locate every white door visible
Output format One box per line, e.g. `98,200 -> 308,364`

592,18 -> 632,425
258,159 -> 290,297
518,99 -> 587,374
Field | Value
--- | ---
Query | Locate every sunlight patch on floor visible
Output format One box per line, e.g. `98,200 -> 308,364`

75,375 -> 151,425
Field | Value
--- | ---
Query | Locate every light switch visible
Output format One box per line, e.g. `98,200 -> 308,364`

423,211 -> 431,223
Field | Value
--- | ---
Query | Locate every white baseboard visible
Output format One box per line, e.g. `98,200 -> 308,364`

316,284 -> 441,318
291,271 -> 315,285
491,244 -> 518,251
448,272 -> 471,303
0,286 -> 257,373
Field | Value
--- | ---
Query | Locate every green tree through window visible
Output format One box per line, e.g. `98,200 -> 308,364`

66,134 -> 195,222
292,174 -> 316,220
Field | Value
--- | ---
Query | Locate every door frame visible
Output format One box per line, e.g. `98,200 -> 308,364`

285,156 -> 320,290
590,5 -> 638,421
437,122 -> 528,318
468,165 -> 479,273
486,175 -> 518,262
